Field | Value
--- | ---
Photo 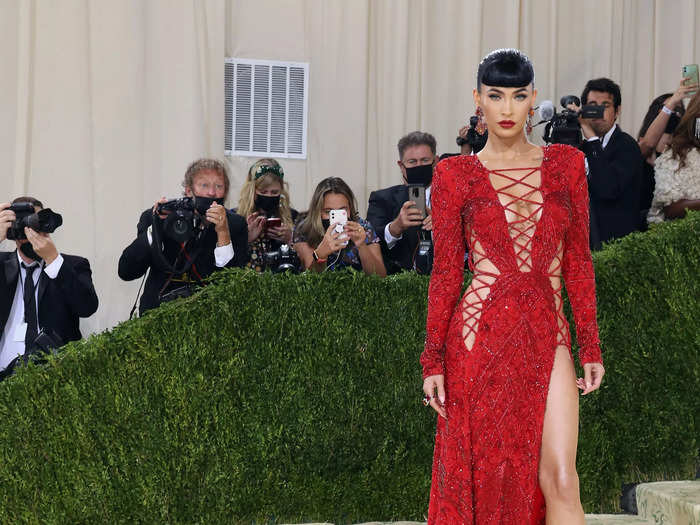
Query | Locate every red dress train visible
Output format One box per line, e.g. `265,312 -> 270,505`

420,144 -> 603,524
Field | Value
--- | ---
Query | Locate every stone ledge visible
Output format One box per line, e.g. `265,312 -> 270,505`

637,480 -> 700,525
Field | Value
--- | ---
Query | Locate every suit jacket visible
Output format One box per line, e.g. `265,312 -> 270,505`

0,251 -> 99,351
580,126 -> 643,248
367,184 -> 425,274
118,208 -> 248,314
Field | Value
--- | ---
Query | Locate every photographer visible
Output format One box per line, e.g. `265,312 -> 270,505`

637,79 -> 694,220
579,78 -> 644,249
293,177 -> 385,277
118,159 -> 248,314
366,131 -> 436,274
0,197 -> 98,379
235,158 -> 299,272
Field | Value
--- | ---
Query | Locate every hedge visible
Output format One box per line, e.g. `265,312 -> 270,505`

0,212 -> 697,524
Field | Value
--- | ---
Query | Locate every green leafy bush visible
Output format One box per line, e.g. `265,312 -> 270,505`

0,212 -> 697,523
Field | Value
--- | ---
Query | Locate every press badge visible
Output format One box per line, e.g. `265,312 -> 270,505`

13,322 -> 27,342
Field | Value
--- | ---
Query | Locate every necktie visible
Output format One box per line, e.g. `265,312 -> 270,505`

21,263 -> 38,352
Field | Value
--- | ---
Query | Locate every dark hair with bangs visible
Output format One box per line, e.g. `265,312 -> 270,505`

477,48 -> 534,91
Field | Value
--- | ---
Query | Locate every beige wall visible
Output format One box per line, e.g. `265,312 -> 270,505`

1,0 -> 698,334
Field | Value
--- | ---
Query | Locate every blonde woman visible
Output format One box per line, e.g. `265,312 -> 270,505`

293,177 -> 386,277
236,158 -> 297,272
647,90 -> 700,223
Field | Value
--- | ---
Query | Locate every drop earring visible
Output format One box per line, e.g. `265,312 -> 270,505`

526,107 -> 535,135
476,107 -> 487,135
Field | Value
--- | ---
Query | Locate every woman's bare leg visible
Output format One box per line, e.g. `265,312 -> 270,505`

538,346 -> 586,525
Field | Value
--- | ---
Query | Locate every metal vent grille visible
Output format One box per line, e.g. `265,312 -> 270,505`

225,58 -> 309,159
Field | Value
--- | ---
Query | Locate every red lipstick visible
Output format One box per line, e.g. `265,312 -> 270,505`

498,120 -> 516,128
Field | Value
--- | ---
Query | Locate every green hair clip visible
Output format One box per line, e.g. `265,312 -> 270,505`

254,164 -> 284,180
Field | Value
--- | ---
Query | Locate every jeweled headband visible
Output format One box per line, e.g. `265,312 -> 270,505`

254,164 -> 284,180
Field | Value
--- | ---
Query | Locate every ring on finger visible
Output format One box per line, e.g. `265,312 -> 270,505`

422,394 -> 432,407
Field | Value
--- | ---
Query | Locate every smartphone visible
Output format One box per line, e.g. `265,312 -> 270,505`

329,209 -> 349,245
265,217 -> 282,229
408,185 -> 427,219
682,64 -> 699,96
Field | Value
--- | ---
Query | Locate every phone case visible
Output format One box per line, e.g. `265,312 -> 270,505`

329,209 -> 347,233
683,64 -> 699,96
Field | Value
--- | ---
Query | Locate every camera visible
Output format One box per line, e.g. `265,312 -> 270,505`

264,244 -> 302,273
542,96 -> 605,147
456,115 -> 488,153
414,233 -> 433,275
6,203 -> 63,240
155,197 -> 203,243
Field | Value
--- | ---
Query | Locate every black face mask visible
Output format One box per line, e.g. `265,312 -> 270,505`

321,218 -> 331,231
404,163 -> 434,186
20,242 -> 42,262
194,196 -> 225,216
255,194 -> 281,216
665,113 -> 681,134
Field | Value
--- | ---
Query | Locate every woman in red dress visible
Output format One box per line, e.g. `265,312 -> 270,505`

421,49 -> 606,524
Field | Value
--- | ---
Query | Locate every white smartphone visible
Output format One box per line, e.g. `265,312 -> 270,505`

329,209 -> 349,245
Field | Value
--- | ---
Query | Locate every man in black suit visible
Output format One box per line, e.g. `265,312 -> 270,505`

367,131 -> 437,274
119,158 -> 248,315
580,78 -> 643,249
0,197 -> 98,378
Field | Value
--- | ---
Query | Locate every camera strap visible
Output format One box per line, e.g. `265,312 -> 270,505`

149,212 -> 206,275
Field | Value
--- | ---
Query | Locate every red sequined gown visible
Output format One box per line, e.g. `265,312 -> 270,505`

420,144 -> 603,524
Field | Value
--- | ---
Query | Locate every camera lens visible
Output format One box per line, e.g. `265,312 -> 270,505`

172,218 -> 189,236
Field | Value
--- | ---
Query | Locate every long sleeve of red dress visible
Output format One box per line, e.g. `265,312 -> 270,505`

420,161 -> 466,379
562,153 -> 603,365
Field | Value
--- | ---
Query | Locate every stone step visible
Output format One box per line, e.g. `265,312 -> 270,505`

584,515 -> 650,524
283,482 -> 700,525
636,480 -> 700,525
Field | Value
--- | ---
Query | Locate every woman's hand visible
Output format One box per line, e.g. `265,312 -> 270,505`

246,212 -> 266,243
344,221 -> 367,247
315,222 -> 346,259
423,374 -> 447,419
667,77 -> 699,108
267,224 -> 292,244
577,363 -> 605,395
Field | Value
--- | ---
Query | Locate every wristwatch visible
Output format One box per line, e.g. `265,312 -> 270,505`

312,250 -> 327,263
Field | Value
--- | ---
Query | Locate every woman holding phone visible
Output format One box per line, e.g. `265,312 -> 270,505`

647,89 -> 700,223
421,49 -> 604,524
293,177 -> 386,276
236,158 -> 297,272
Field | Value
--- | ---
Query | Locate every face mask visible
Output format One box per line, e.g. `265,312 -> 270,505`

194,196 -> 224,215
665,113 -> 680,134
255,194 -> 281,215
321,218 -> 331,231
20,242 -> 42,262
404,163 -> 434,186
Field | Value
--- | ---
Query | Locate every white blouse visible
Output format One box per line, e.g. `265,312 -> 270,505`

647,147 -> 700,223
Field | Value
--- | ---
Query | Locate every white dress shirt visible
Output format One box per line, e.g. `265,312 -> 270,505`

0,252 -> 64,371
384,186 -> 432,249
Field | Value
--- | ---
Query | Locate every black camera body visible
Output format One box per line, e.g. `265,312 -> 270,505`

543,96 -> 606,147
6,203 -> 63,240
156,197 -> 203,244
456,115 -> 488,153
414,234 -> 433,275
264,244 -> 302,273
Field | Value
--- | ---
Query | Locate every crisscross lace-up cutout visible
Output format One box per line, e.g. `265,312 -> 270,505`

488,167 -> 544,272
461,233 -> 500,351
547,240 -> 571,350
